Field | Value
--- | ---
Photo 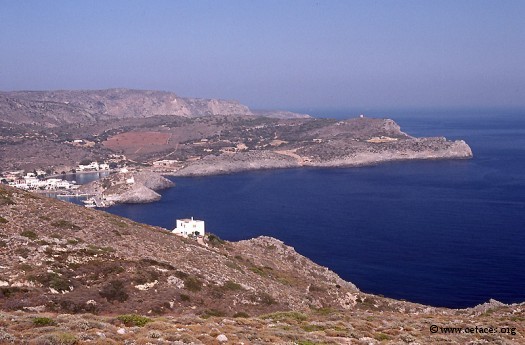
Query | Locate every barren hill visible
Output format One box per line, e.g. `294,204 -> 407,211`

0,89 -> 309,127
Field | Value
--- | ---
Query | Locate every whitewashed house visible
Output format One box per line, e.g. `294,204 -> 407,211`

152,159 -> 178,167
24,177 -> 40,188
78,162 -> 100,171
173,217 -> 205,237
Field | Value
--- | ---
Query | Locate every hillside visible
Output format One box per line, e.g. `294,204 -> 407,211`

0,112 -> 472,174
0,184 -> 361,315
0,184 -> 523,344
0,89 -> 309,127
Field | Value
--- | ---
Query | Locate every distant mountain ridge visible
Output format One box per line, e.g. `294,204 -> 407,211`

0,88 -> 310,126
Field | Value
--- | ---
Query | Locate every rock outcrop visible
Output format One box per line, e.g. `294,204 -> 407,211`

79,171 -> 174,206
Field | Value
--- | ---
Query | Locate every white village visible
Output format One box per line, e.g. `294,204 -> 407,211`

0,161 -> 112,192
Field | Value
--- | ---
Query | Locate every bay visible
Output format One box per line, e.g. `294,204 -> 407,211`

105,109 -> 525,308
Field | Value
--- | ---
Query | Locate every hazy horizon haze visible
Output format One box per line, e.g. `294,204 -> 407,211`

1,0 -> 524,110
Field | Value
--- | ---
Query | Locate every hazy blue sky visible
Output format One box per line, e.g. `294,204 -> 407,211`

1,0 -> 524,110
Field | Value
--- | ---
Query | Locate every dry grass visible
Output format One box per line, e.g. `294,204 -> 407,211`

1,306 -> 522,344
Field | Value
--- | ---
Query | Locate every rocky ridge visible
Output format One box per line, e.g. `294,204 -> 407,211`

0,89 -> 309,127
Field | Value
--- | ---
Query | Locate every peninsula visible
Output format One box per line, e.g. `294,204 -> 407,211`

1,89 -> 471,178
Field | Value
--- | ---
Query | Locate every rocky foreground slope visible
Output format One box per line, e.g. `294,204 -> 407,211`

0,185 -> 523,344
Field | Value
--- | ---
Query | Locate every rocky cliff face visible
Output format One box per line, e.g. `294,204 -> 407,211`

0,89 -> 308,126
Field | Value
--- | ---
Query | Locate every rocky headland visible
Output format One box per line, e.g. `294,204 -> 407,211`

172,136 -> 472,177
78,171 -> 174,206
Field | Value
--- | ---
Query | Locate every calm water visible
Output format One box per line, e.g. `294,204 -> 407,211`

105,109 -> 525,308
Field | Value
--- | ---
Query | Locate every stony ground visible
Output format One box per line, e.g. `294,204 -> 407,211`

0,302 -> 523,344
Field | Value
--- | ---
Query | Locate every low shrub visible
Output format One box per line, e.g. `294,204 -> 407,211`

375,333 -> 391,341
233,311 -> 249,318
15,247 -> 30,258
201,309 -> 226,319
51,220 -> 80,231
99,280 -> 128,302
183,276 -> 202,292
117,314 -> 151,327
179,294 -> 191,302
258,292 -> 276,305
0,192 -> 15,205
33,316 -> 57,326
20,230 -> 38,240
37,332 -> 78,345
207,233 -> 225,246
17,263 -> 33,272
301,324 -> 325,332
174,270 -> 188,279
261,311 -> 307,322
222,280 -> 243,291
297,341 -> 316,345
29,272 -> 71,292
133,269 -> 160,285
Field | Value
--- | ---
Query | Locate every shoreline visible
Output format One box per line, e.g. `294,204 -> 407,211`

65,143 -> 473,209
158,141 -> 473,177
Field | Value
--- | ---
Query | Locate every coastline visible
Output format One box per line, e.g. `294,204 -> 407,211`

161,138 -> 472,177
79,137 -> 472,207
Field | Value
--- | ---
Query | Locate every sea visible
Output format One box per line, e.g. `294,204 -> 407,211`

74,108 -> 525,308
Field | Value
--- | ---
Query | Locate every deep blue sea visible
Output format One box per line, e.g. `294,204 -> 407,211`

101,109 -> 525,308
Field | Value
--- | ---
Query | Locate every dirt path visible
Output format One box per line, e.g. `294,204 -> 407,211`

274,149 -> 306,165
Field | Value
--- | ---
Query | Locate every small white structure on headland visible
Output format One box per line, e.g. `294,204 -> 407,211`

173,217 -> 205,237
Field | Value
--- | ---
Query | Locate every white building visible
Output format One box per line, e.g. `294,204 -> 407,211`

152,159 -> 178,167
78,162 -> 100,171
173,217 -> 205,237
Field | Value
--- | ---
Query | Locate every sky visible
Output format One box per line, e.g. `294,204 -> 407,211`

1,0 -> 524,110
